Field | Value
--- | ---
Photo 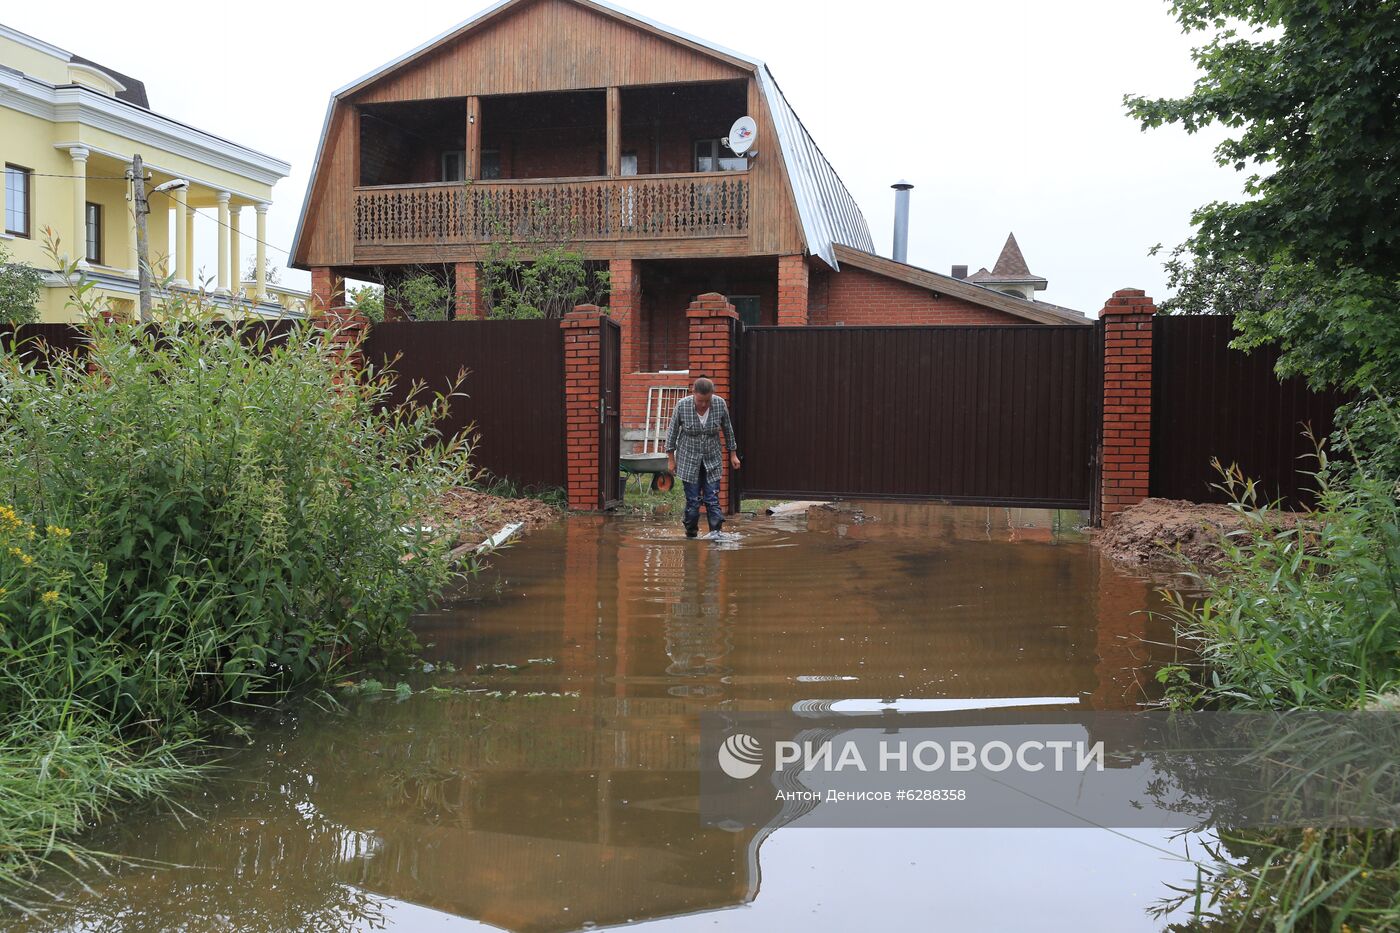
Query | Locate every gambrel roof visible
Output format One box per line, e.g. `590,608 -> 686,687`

290,0 -> 875,269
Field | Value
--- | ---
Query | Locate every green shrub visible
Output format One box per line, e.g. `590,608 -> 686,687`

0,244 -> 43,326
1157,416 -> 1400,930
1159,441 -> 1400,712
392,273 -> 451,321
0,313 -> 472,730
0,298 -> 473,901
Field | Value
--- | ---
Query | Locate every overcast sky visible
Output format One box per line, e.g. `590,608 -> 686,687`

14,0 -> 1245,314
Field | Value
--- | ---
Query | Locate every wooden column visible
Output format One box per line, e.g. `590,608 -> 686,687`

606,86 -> 622,177
466,96 -> 481,180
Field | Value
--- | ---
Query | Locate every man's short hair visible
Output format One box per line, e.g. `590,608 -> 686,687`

693,377 -> 714,395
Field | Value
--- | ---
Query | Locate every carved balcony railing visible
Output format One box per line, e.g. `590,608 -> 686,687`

353,173 -> 751,248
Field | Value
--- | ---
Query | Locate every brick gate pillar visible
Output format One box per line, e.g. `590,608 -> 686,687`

454,261 -> 482,320
687,292 -> 739,513
313,305 -> 369,379
310,267 -> 345,313
1099,288 -> 1156,520
562,305 -> 607,510
777,254 -> 809,326
609,258 -> 640,373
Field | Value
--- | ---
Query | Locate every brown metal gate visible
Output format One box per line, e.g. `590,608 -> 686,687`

735,325 -> 1100,509
1151,315 -> 1349,508
362,320 -> 566,491
598,317 -> 623,509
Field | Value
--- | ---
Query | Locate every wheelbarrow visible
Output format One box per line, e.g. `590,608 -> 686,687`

620,385 -> 688,494
621,450 -> 674,492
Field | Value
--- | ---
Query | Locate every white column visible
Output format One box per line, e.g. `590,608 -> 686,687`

68,147 -> 90,269
215,190 -> 231,294
254,202 -> 268,301
173,184 -> 189,286
186,204 -> 196,285
229,205 -> 242,297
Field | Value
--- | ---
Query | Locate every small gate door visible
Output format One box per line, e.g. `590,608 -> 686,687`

599,317 -> 623,509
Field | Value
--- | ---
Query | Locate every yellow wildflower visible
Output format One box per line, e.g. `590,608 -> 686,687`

45,525 -> 71,538
0,587 -> 7,599
40,590 -> 59,605
8,547 -> 33,566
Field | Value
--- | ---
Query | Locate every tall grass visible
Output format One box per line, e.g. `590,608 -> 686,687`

0,269 -> 474,905
1157,420 -> 1400,931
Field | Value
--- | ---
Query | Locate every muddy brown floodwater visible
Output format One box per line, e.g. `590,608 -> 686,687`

11,503 -> 1207,932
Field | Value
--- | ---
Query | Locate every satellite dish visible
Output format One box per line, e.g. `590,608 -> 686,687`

726,116 -> 758,156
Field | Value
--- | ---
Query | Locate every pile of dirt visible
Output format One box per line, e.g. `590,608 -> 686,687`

1097,497 -> 1301,568
436,488 -> 563,547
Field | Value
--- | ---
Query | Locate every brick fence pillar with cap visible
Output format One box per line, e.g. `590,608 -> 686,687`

561,305 -> 607,510
686,292 -> 740,514
1099,288 -> 1156,520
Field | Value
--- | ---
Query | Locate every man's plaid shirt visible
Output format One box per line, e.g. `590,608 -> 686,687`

665,394 -> 738,484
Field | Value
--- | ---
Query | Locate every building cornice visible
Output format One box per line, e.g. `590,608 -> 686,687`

0,23 -> 70,61
0,69 -> 290,186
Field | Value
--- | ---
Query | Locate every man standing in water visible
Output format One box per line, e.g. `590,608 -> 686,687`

665,377 -> 740,538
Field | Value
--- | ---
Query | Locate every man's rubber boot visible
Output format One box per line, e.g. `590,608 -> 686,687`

685,523 -> 699,538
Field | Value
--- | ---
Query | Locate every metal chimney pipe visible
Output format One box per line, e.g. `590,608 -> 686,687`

891,180 -> 914,264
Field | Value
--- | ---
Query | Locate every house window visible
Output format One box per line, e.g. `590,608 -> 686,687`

731,295 -> 762,327
85,202 -> 102,264
599,151 -> 640,176
693,139 -> 747,173
5,164 -> 31,237
444,150 -> 504,181
481,149 -> 501,180
442,151 -> 466,182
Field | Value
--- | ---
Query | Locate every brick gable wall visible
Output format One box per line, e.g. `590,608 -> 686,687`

810,265 -> 1026,326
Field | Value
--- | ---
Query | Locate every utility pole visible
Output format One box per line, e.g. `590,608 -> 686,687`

130,154 -> 153,322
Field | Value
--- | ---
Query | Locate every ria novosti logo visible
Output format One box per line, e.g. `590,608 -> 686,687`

717,733 -> 764,779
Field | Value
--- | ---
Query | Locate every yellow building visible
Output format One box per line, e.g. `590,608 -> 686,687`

0,22 -> 306,321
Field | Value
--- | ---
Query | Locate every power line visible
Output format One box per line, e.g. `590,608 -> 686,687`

149,187 -> 292,258
17,169 -> 296,259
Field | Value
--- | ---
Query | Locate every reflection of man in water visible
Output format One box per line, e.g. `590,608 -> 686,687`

665,377 -> 740,538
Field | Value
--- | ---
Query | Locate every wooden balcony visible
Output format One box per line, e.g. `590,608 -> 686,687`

353,173 -> 750,250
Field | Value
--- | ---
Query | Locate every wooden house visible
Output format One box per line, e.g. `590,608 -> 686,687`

290,0 -> 1088,428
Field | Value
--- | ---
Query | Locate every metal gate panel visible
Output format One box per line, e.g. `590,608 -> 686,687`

362,320 -> 566,491
736,325 -> 1098,509
599,317 -> 623,510
1151,315 -> 1349,508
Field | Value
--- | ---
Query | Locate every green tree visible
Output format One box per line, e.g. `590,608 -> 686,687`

349,283 -> 386,323
392,272 -> 451,321
0,244 -> 43,325
1126,0 -> 1400,466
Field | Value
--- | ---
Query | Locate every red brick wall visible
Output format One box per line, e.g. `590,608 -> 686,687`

810,265 -> 1025,326
639,259 -> 776,372
777,254 -> 809,325
561,306 -> 606,511
686,293 -> 738,512
610,259 -> 640,373
310,267 -> 345,313
1099,289 -> 1156,519
491,127 -> 604,179
454,262 -> 481,320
